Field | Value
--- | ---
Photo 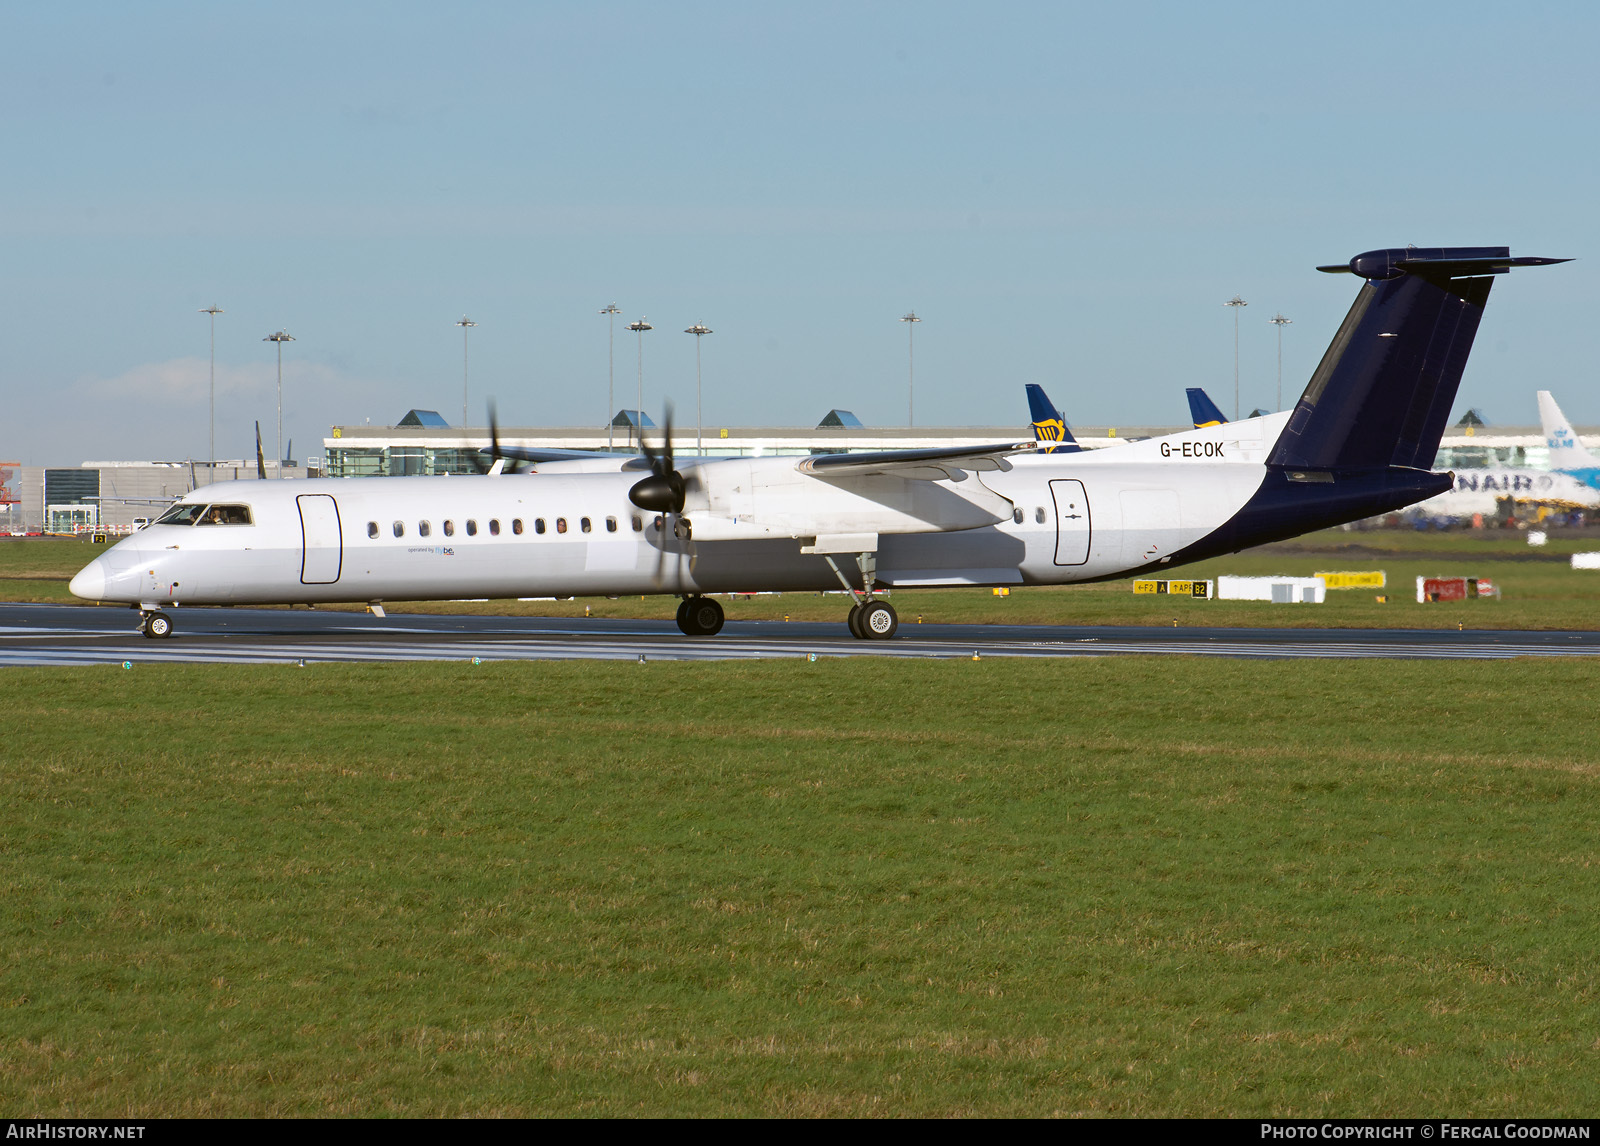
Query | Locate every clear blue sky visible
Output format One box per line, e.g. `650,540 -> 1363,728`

2,1 -> 1595,462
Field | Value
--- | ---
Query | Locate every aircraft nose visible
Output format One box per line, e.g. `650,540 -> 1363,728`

69,556 -> 108,601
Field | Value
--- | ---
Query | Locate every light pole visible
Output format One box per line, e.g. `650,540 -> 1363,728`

627,318 -> 653,449
685,323 -> 713,456
1269,313 -> 1292,411
200,305 -> 223,476
1223,295 -> 1248,420
455,316 -> 477,430
900,311 -> 921,426
600,303 -> 620,450
263,330 -> 295,477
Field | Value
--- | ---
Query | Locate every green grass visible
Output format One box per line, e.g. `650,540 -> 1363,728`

4,659 -> 1599,1115
17,528 -> 1600,629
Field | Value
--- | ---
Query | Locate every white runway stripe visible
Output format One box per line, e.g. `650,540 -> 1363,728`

4,634 -> 1599,666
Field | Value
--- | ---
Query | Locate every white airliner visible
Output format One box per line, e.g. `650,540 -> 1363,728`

1415,389 -> 1600,518
71,246 -> 1567,639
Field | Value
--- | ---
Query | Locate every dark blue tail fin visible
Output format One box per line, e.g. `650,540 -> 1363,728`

1186,388 -> 1229,429
1026,384 -> 1081,454
1269,247 -> 1570,470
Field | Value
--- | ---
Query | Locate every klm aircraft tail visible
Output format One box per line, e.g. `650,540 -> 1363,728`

1537,391 -> 1600,472
1026,384 -> 1082,454
1269,247 -> 1569,471
1186,388 -> 1229,429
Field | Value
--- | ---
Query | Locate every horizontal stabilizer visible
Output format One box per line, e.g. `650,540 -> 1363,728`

1317,247 -> 1571,279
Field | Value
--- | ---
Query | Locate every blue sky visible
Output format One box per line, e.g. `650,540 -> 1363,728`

2,2 -> 1595,462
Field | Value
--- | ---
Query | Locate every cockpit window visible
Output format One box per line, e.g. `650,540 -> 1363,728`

196,504 -> 253,526
154,503 -> 206,527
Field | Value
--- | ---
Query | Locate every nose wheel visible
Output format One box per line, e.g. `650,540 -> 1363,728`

140,611 -> 174,639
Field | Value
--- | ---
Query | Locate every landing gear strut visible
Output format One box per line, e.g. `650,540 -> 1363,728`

825,551 -> 897,640
676,595 -> 725,636
139,610 -> 173,639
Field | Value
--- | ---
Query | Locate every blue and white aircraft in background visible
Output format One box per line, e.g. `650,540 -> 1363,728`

71,245 -> 1567,639
1025,384 -> 1082,454
1417,389 -> 1600,518
1537,390 -> 1600,489
1187,388 -> 1231,430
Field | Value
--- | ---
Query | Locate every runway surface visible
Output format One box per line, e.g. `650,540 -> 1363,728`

3,602 -> 1600,665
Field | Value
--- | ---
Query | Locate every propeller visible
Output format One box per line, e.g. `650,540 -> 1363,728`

629,406 -> 695,589
473,400 -> 528,475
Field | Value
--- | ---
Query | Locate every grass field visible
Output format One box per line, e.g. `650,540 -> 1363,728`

13,527 -> 1600,630
4,658 -> 1599,1116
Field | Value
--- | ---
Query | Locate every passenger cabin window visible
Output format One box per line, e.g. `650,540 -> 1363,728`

489,519 -> 500,536
466,519 -> 478,537
580,517 -> 592,533
632,515 -> 643,532
1012,508 -> 1024,524
535,518 -> 546,534
418,520 -> 431,537
367,521 -> 379,539
1035,507 -> 1047,524
392,521 -> 405,538
512,518 -> 523,535
606,516 -> 617,533
556,518 -> 568,534
443,520 -> 455,536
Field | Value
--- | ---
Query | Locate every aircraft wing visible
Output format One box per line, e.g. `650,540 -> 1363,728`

491,445 -> 635,464
794,442 -> 1033,482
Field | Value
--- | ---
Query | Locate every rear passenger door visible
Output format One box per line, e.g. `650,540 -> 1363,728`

1049,479 -> 1091,565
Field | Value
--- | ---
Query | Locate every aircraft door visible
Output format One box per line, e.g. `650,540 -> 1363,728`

297,494 -> 343,584
1049,479 -> 1091,565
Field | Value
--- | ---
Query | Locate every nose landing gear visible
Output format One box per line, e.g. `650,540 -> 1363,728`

139,610 -> 174,639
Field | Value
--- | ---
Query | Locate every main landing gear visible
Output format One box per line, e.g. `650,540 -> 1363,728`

676,595 -> 725,636
825,550 -> 897,640
139,609 -> 174,639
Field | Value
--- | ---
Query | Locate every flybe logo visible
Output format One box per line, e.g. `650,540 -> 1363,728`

1032,418 -> 1066,452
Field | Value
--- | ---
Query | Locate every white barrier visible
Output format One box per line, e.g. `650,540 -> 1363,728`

1572,553 -> 1600,570
1216,575 -> 1327,604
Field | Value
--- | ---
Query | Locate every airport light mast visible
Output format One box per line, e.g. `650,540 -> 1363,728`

900,311 -> 921,427
627,318 -> 653,450
1224,295 -> 1248,420
1269,312 -> 1293,411
263,330 -> 295,478
600,304 -> 620,450
455,316 -> 477,431
200,305 -> 223,477
685,323 -> 713,456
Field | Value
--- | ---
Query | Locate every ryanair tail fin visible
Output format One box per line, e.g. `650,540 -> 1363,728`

1026,384 -> 1082,454
1537,391 -> 1600,472
1186,388 -> 1229,429
1269,247 -> 1570,471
